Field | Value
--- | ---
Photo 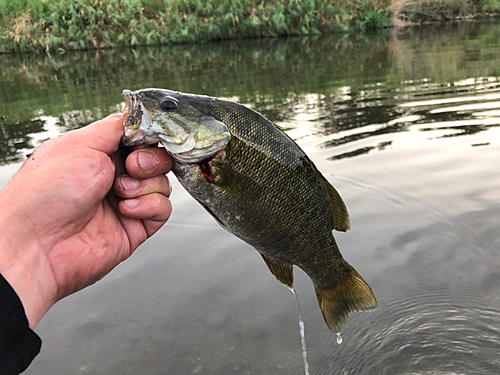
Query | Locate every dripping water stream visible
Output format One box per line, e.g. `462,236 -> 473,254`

291,289 -> 310,375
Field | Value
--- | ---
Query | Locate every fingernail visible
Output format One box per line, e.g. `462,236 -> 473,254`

138,151 -> 157,172
124,198 -> 140,209
120,176 -> 140,191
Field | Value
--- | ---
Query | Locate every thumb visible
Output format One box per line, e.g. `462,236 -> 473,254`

74,113 -> 126,155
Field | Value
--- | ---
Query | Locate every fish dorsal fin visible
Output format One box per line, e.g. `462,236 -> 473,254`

259,252 -> 294,289
273,123 -> 285,131
323,178 -> 350,232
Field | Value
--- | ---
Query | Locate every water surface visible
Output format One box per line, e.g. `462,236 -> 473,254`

1,22 -> 500,375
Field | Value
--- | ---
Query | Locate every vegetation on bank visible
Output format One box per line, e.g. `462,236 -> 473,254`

1,0 -> 392,53
1,0 -> 499,54
396,0 -> 500,24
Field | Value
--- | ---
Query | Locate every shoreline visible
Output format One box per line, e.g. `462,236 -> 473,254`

1,0 -> 499,54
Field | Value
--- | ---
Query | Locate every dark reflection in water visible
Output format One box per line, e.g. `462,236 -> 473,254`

1,22 -> 499,165
0,117 -> 45,165
1,21 -> 500,375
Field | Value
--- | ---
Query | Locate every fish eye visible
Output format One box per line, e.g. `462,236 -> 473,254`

160,98 -> 178,112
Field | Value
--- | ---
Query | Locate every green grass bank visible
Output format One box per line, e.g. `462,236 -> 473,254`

1,0 -> 499,54
0,0 -> 391,53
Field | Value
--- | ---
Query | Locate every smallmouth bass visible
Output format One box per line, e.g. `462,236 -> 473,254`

121,88 -> 377,333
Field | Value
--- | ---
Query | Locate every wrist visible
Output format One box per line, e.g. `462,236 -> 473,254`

0,196 -> 57,328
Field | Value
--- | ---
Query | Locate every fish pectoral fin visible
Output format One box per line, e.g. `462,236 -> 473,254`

196,199 -> 229,231
323,178 -> 350,232
258,252 -> 294,290
314,264 -> 377,333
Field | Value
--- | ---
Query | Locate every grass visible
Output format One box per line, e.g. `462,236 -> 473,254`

1,0 -> 499,54
0,0 -> 392,53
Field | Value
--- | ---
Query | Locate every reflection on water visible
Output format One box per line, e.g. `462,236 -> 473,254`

315,206 -> 500,374
320,77 -> 500,160
1,22 -> 499,166
1,21 -> 500,375
317,289 -> 500,375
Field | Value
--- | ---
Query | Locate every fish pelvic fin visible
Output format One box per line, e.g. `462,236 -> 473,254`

314,265 -> 377,333
259,252 -> 294,290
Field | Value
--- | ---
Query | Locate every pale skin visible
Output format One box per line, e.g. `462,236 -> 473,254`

0,113 -> 173,328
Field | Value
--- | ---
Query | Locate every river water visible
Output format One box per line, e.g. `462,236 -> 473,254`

1,22 -> 500,375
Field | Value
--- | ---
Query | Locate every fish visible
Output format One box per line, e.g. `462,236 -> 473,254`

121,88 -> 377,333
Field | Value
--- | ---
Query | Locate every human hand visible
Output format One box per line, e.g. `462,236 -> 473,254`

0,113 -> 172,328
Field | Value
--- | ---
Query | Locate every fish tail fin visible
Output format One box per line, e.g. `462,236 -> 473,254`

314,264 -> 377,333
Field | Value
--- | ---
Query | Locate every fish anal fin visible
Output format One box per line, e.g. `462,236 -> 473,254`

315,266 -> 377,333
259,252 -> 294,290
323,178 -> 350,232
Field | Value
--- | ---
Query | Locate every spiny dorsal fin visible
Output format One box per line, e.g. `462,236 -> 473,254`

323,178 -> 350,232
259,252 -> 294,289
314,264 -> 377,333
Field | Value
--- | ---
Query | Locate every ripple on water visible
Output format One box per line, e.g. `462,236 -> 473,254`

316,289 -> 500,375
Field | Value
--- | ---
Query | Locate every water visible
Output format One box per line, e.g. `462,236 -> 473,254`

1,21 -> 500,374
292,289 -> 310,375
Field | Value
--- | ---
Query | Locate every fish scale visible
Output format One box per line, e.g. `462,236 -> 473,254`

122,88 -> 377,333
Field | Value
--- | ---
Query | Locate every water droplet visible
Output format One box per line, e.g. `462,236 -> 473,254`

337,332 -> 343,345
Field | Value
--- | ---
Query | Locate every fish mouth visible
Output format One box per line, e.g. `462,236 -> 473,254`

122,131 -> 160,147
122,89 -> 140,137
122,89 -> 163,146
122,89 -> 134,118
